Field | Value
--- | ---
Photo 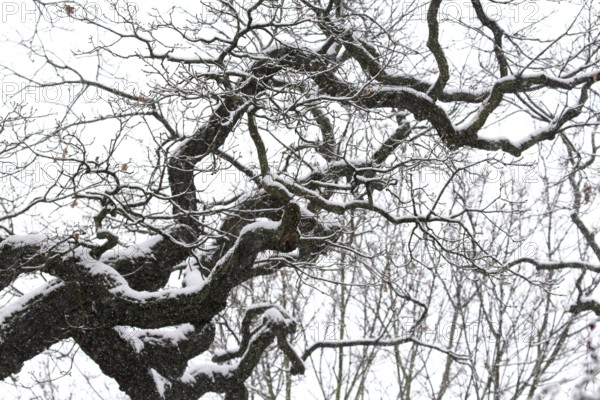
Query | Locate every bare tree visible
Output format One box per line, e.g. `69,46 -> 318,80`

1,0 -> 600,398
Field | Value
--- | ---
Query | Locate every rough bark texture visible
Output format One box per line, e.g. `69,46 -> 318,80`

2,0 -> 600,398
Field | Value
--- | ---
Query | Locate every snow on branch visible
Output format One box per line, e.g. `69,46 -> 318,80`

506,258 -> 600,274
302,335 -> 469,364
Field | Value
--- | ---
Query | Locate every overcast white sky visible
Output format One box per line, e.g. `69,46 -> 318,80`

0,1 -> 596,399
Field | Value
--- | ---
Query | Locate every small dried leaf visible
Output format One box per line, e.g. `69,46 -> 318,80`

71,199 -> 78,208
363,87 -> 375,96
121,163 -> 128,172
64,5 -> 75,16
583,184 -> 593,204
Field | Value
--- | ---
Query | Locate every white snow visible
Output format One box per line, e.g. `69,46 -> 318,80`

262,307 -> 286,325
0,280 -> 64,332
238,219 -> 280,236
474,118 -> 560,151
0,234 -> 48,247
115,324 -> 195,353
183,360 -> 235,382
263,174 -> 294,198
377,85 -> 435,102
183,267 -> 205,287
150,368 -> 171,398
100,234 -> 163,263
170,137 -> 191,156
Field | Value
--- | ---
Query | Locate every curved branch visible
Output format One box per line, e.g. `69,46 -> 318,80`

471,0 -> 509,76
426,0 -> 450,99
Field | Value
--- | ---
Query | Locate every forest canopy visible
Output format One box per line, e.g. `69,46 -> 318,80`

1,0 -> 600,399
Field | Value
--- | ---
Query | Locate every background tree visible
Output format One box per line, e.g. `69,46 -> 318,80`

1,0 -> 600,398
